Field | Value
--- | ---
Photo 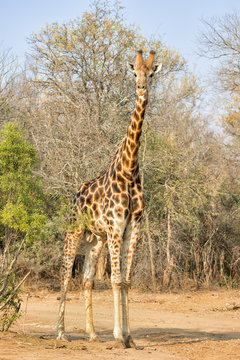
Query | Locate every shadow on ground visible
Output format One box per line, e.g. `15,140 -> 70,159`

38,326 -> 240,348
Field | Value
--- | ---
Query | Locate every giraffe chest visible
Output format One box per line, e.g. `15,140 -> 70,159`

75,174 -> 145,236
101,179 -> 145,225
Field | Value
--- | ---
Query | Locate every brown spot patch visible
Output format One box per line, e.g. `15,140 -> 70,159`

94,191 -> 100,201
115,206 -> 123,217
80,183 -> 87,192
124,209 -> 129,218
131,119 -> 137,130
136,181 -> 142,189
106,188 -> 112,198
107,210 -> 114,218
133,111 -> 139,121
136,131 -> 141,142
116,162 -> 122,171
79,196 -> 85,206
90,182 -> 97,192
128,131 -> 134,140
132,197 -> 139,210
134,210 -> 143,221
119,182 -> 126,191
121,193 -> 129,207
92,203 -> 97,211
137,120 -> 143,130
86,194 -> 93,205
112,194 -> 120,203
122,154 -> 130,167
112,182 -> 121,193
94,209 -> 100,218
131,188 -> 137,196
110,163 -> 115,177
117,173 -> 124,182
130,141 -> 135,151
99,176 -> 104,185
132,145 -> 139,157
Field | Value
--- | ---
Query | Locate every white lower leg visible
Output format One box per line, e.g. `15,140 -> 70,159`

112,283 -> 124,342
83,239 -> 103,340
121,284 -> 130,338
57,292 -> 67,339
83,279 -> 97,340
57,227 -> 84,340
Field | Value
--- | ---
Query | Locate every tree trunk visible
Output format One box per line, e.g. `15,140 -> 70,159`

145,212 -> 157,292
193,248 -> 201,288
163,210 -> 173,288
141,126 -> 157,292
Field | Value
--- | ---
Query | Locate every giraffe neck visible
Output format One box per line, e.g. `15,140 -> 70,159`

117,92 -> 148,178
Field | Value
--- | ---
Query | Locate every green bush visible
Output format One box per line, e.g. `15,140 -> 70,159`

0,122 -> 46,330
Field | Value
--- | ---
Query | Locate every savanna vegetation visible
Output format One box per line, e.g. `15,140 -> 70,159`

0,0 -> 239,329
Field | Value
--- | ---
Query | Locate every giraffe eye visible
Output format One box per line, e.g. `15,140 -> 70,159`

134,73 -> 137,77
149,72 -> 154,78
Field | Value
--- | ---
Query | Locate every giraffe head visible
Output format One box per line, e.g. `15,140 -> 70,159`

127,50 -> 162,96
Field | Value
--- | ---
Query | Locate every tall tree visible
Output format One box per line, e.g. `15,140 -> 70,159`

0,122 -> 46,330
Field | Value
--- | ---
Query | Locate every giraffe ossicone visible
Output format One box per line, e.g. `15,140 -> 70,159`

57,50 -> 161,348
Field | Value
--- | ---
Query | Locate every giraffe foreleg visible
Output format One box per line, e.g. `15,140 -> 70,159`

83,236 -> 104,341
121,221 -> 140,348
57,227 -> 84,341
107,229 -> 126,348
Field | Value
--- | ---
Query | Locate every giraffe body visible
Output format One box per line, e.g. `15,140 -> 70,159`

57,50 -> 161,348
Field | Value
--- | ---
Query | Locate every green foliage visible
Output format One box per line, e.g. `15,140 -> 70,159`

40,196 -> 92,239
0,122 -> 46,244
19,195 -> 92,284
0,121 -> 46,330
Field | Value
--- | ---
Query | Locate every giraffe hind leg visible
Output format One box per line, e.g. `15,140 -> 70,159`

57,227 -> 84,341
83,235 -> 105,341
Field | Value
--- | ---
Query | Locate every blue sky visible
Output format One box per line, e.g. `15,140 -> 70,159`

0,0 -> 239,77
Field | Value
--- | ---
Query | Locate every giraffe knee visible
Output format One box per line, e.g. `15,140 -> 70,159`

111,275 -> 122,287
83,278 -> 93,290
122,282 -> 130,289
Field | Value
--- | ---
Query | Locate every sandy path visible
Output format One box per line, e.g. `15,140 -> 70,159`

0,289 -> 240,359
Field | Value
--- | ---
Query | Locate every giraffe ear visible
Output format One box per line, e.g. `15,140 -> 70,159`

153,63 -> 162,74
127,62 -> 135,74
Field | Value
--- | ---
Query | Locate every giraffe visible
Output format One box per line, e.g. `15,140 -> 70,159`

57,49 -> 162,348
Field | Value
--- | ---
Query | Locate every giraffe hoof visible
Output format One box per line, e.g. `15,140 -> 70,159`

114,339 -> 127,349
124,335 -> 136,348
89,334 -> 100,342
57,332 -> 70,342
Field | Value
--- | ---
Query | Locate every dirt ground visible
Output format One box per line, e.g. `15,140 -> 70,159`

0,288 -> 240,360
